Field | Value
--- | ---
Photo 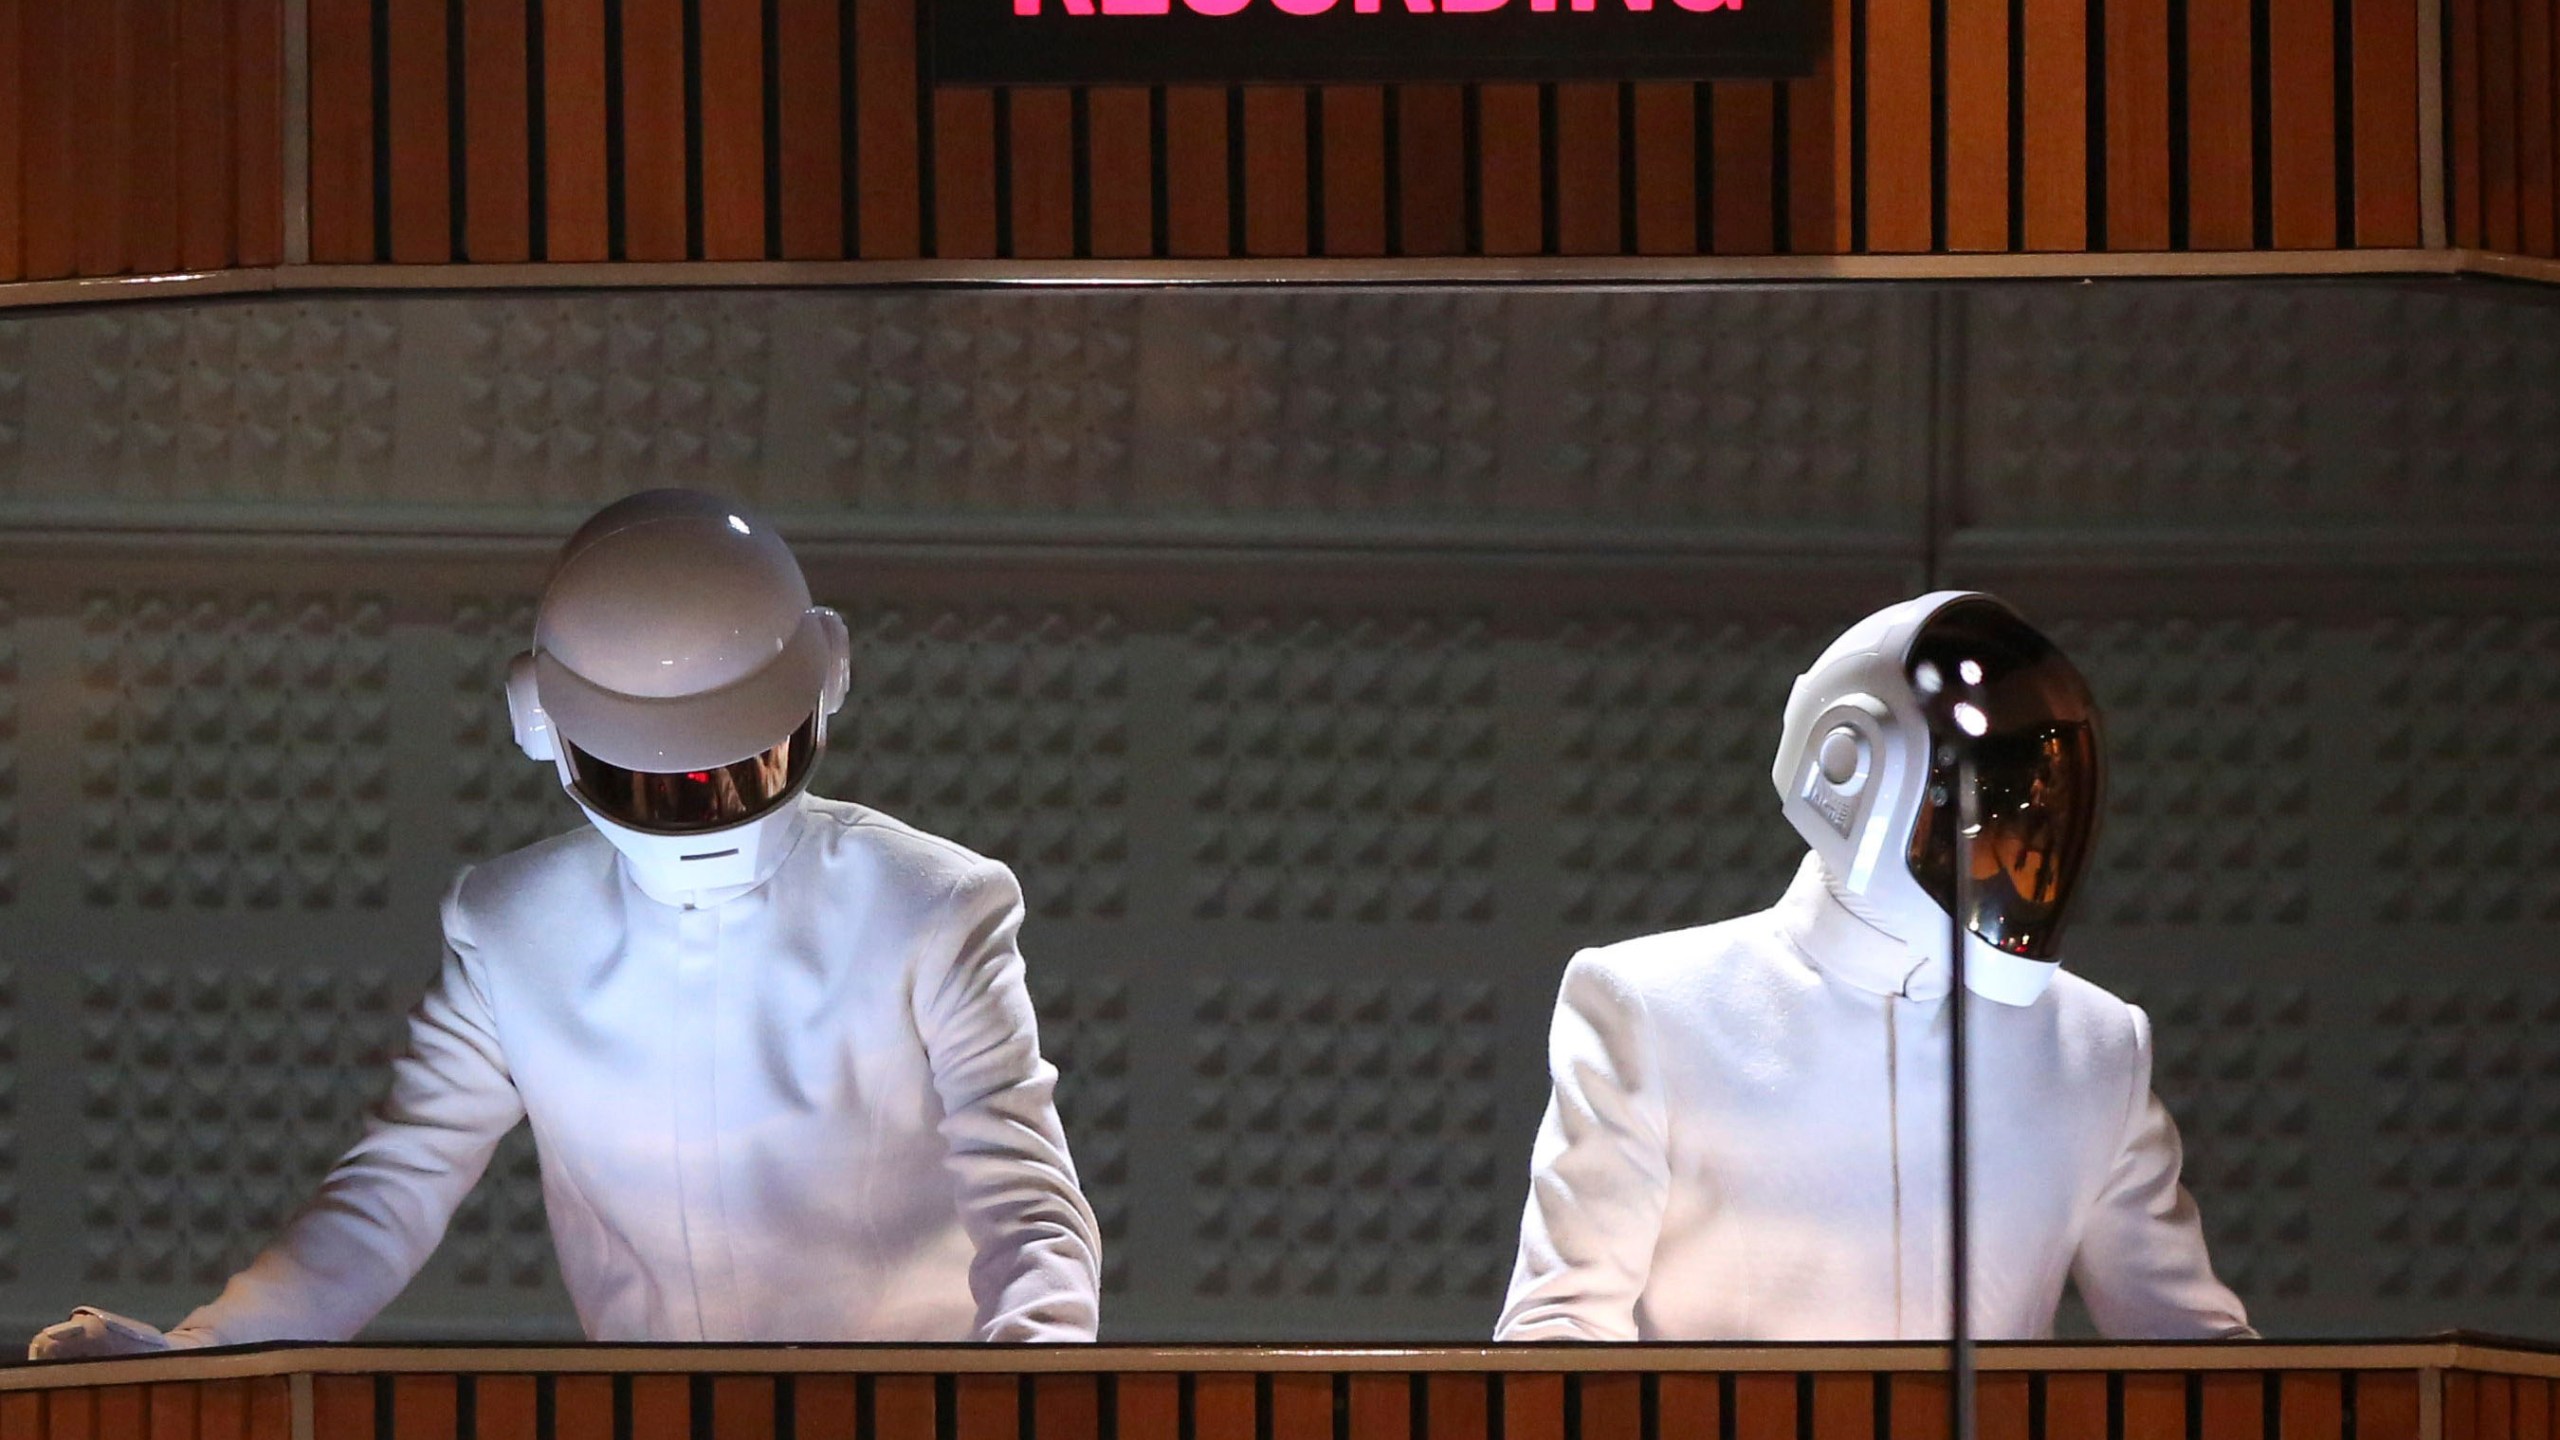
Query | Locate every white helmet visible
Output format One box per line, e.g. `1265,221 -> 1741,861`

1771,592 -> 2105,1006
505,490 -> 851,904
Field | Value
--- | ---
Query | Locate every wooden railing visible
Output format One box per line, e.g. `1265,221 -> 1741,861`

3,1338 -> 2557,1440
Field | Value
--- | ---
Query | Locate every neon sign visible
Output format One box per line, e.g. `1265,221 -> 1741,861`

931,0 -> 1809,83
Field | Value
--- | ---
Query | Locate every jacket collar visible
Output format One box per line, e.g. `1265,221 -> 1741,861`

1771,852 -> 1950,1002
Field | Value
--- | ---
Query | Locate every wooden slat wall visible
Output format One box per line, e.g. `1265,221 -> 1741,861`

278,0 -> 2442,265
0,0 -> 2525,277
0,1366 -> 2482,1440
1,0 -> 281,280
2453,0 -> 2560,254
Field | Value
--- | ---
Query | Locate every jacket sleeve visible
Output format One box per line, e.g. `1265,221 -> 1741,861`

1495,952 -> 1671,1342
912,859 -> 1103,1342
2070,1004 -> 2256,1340
173,873 -> 525,1345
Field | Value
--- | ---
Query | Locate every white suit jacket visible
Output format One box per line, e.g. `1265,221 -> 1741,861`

1498,855 -> 2250,1342
179,796 -> 1101,1343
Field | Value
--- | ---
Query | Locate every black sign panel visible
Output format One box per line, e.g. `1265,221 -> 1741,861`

927,0 -> 1815,85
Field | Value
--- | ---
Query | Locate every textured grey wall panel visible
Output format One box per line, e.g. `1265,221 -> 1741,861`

0,279 -> 2553,1347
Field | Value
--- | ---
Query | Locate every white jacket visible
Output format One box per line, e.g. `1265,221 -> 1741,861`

1498,855 -> 2250,1342
178,796 -> 1101,1344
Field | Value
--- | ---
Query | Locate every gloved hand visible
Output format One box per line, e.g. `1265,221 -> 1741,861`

27,1308 -> 206,1362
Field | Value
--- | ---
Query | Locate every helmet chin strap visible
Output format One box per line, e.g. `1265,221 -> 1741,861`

1816,856 -> 2060,1007
577,793 -> 813,910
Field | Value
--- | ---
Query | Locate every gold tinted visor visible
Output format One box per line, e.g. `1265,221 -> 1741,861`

1904,599 -> 2104,962
567,717 -> 818,835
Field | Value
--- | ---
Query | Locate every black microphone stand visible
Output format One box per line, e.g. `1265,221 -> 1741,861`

1946,727 -> 1978,1440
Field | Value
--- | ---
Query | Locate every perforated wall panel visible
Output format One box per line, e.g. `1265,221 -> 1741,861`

0,279 -> 2551,1345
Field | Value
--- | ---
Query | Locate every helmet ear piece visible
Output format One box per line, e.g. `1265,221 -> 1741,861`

506,652 -> 559,762
813,607 -> 852,717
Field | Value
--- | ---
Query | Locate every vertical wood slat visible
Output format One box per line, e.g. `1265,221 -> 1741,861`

464,0 -> 531,261
1787,0 -> 1851,252
2047,1375 -> 2109,1440
2352,0 -> 2425,245
1396,83 -> 1467,254
544,0 -> 611,260
1087,85 -> 1154,258
2479,1375 -> 2516,1440
2189,0 -> 2257,246
305,0 -> 373,260
1321,85 -> 1388,256
145,1384 -> 195,1440
312,1378 -> 375,1440
1477,83 -> 1542,254
1197,1375 -> 1257,1440
628,1375 -> 689,1440
128,0 -> 180,272
2199,1372 -> 2261,1440
1890,1374 -> 1950,1440
2270,0 -> 2341,246
698,0 -> 766,259
774,0 -> 841,258
385,0 -> 450,262
1119,1375 -> 1183,1440
1712,83 -> 1777,254
203,1384 -> 253,1440
1164,86 -> 1229,256
1977,1375 -> 2031,1440
1425,1376 -> 1489,1440
2105,0 -> 2173,248
1275,1375 -> 1335,1440
875,1376 -> 939,1440
2481,0 -> 2521,248
1657,1375 -> 1719,1440
1945,0 -> 2011,250
473,1376 -> 540,1440
19,0 -> 74,276
1580,1374 -> 1642,1440
1346,1374 -> 1410,1440
393,1377 -> 460,1440
957,1373 -> 1013,1440
933,87 -> 1000,258
2121,1373 -> 2186,1440
93,1391 -> 143,1440
1503,1375 -> 1564,1440
1552,82 -> 1621,254
2519,1378 -> 2556,1440
854,0 -> 921,256
2453,0 -> 2483,242
1629,82 -> 1695,254
551,1375 -> 615,1440
1731,1374 -> 1794,1440
2520,0 -> 2556,252
2358,1373 -> 2424,1440
179,0 -> 238,269
1036,1375 -> 1103,1440
2022,0 -> 2089,249
235,0 -> 283,263
1867,0 -> 1934,251
2283,1363 -> 2344,1434
41,1391 -> 93,1440
713,1378 -> 776,1440
622,0 -> 688,259
1808,1375 -> 1870,1440
73,0 -> 135,275
0,0 -> 15,281
1242,86 -> 1310,257
796,1378 -> 859,1440
1008,86 -> 1075,259
245,1380 -> 293,1440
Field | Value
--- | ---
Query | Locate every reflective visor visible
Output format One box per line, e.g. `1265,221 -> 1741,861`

567,717 -> 818,835
1903,598 -> 2104,962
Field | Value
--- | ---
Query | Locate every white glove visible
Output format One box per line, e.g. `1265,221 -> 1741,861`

27,1308 -> 204,1362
